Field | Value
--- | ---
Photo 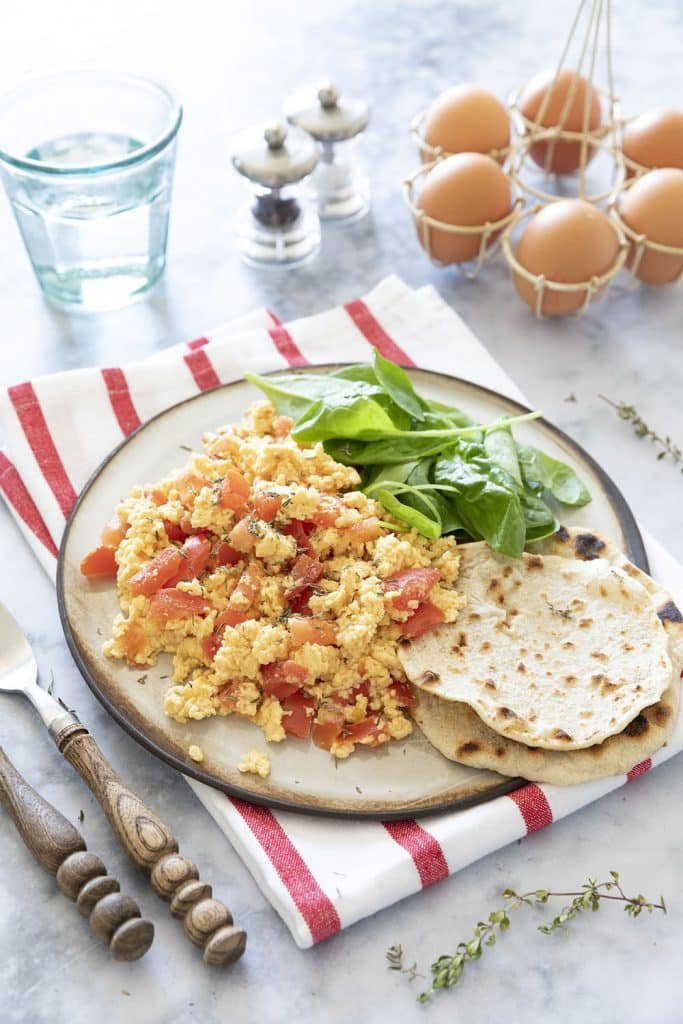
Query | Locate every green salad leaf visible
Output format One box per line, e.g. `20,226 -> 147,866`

247,356 -> 591,557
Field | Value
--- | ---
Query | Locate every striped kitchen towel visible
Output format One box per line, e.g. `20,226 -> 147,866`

1,274 -> 681,948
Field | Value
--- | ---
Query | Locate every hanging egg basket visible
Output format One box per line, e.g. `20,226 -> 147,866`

507,125 -> 625,206
408,110 -> 512,166
608,188 -> 683,286
500,205 -> 629,317
403,161 -> 524,278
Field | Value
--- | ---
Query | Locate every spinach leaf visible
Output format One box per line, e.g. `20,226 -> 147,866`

517,445 -> 591,507
520,490 -> 559,542
434,441 -> 527,557
484,423 -> 522,485
374,488 -> 442,539
324,436 -> 455,465
245,371 -> 382,421
291,397 -> 397,442
371,349 -> 427,421
423,399 -> 474,431
332,364 -> 378,385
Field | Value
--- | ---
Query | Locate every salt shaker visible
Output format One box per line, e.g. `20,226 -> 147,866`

285,82 -> 370,222
231,122 -> 320,267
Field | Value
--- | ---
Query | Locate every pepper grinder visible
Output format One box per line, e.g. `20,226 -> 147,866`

231,122 -> 321,267
285,82 -> 370,222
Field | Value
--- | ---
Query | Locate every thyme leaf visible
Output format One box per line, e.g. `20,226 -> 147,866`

600,395 -> 682,473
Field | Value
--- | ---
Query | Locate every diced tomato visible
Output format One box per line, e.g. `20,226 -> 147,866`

281,692 -> 315,738
220,470 -> 250,512
261,659 -> 308,699
288,617 -> 338,648
344,717 -> 387,745
288,554 -> 323,594
252,491 -> 283,523
233,563 -> 263,606
281,519 -> 314,555
338,681 -> 371,706
163,519 -> 187,542
210,539 -> 242,567
176,472 -> 209,508
101,517 -> 127,548
148,588 -> 211,622
389,680 -> 417,707
215,608 -> 250,630
288,588 -> 313,616
145,487 -> 167,506
229,516 -> 257,553
202,633 -> 222,662
401,600 -> 445,639
80,545 -> 118,578
128,548 -> 183,596
349,516 -> 382,543
312,708 -> 345,750
309,495 -> 343,528
273,415 -> 294,437
166,535 -> 212,585
381,567 -> 441,611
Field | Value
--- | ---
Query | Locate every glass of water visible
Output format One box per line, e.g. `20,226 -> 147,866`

0,71 -> 182,311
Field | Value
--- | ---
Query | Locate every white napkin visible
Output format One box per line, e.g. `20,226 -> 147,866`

1,275 -> 681,948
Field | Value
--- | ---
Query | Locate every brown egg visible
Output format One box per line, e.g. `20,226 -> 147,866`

618,168 -> 683,285
416,153 -> 512,264
622,109 -> 683,175
514,199 -> 619,315
422,85 -> 510,161
519,68 -> 602,174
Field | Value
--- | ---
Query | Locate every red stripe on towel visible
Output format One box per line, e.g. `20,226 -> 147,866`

627,759 -> 652,781
268,326 -> 308,367
0,452 -> 58,557
184,349 -> 221,392
508,783 -> 554,834
383,820 -> 449,887
229,797 -> 341,943
344,299 -> 416,366
7,382 -> 77,517
101,368 -> 142,436
187,336 -> 210,351
266,309 -> 282,326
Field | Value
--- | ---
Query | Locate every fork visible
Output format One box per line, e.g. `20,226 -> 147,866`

0,602 -> 246,966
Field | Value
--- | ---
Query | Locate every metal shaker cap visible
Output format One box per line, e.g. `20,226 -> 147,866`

231,121 -> 319,188
285,82 -> 370,143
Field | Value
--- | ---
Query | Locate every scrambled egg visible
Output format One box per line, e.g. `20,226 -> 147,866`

239,750 -> 271,779
101,400 -> 464,758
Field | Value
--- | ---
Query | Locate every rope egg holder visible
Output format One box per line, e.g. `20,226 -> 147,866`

408,110 -> 512,167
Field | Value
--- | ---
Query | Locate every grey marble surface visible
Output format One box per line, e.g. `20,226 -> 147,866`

0,1 -> 681,1022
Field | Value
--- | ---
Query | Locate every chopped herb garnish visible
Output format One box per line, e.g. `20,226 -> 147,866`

137,674 -> 148,685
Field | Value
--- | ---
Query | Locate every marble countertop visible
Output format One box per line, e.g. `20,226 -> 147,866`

0,1 -> 681,1022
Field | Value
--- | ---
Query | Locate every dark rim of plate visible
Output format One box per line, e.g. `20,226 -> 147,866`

57,365 -> 649,819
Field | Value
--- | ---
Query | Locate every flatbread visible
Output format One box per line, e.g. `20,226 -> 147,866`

400,540 -> 671,750
400,529 -> 683,785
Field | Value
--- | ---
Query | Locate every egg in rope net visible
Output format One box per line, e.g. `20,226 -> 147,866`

417,84 -> 511,164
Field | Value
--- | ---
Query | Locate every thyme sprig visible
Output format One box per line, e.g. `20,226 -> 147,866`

390,872 -> 666,1003
600,395 -> 683,473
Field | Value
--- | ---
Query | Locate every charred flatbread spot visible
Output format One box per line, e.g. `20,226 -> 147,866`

498,706 -> 517,719
553,689 -> 566,697
579,618 -> 594,629
555,525 -> 570,542
456,741 -> 480,757
398,637 -> 411,647
497,593 -> 506,606
622,642 -> 634,652
624,714 -> 648,737
574,532 -> 606,560
468,612 -> 481,622
484,679 -> 497,690
579,710 -> 593,718
458,633 -> 467,647
526,555 -> 544,570
517,662 -> 526,674
419,670 -> 440,688
561,641 -> 575,650
488,577 -> 501,591
591,651 -> 608,662
653,704 -> 670,725
564,675 -> 577,684
622,562 -> 638,577
534,652 -> 543,661
658,600 -> 682,624
495,746 -> 505,757
502,565 -> 513,578
553,728 -> 572,742
480,641 -> 491,653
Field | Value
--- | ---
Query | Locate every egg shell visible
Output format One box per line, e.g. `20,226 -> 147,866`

514,199 -> 620,315
416,153 -> 512,264
622,109 -> 683,175
519,68 -> 602,174
618,168 -> 683,285
422,85 -> 510,161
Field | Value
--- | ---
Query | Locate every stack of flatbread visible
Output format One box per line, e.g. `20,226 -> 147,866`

399,528 -> 683,785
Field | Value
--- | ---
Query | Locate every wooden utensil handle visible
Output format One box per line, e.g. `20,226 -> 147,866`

0,746 -> 153,961
53,723 -> 246,966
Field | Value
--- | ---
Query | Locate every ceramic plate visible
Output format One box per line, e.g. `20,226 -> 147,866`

58,367 -> 647,819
